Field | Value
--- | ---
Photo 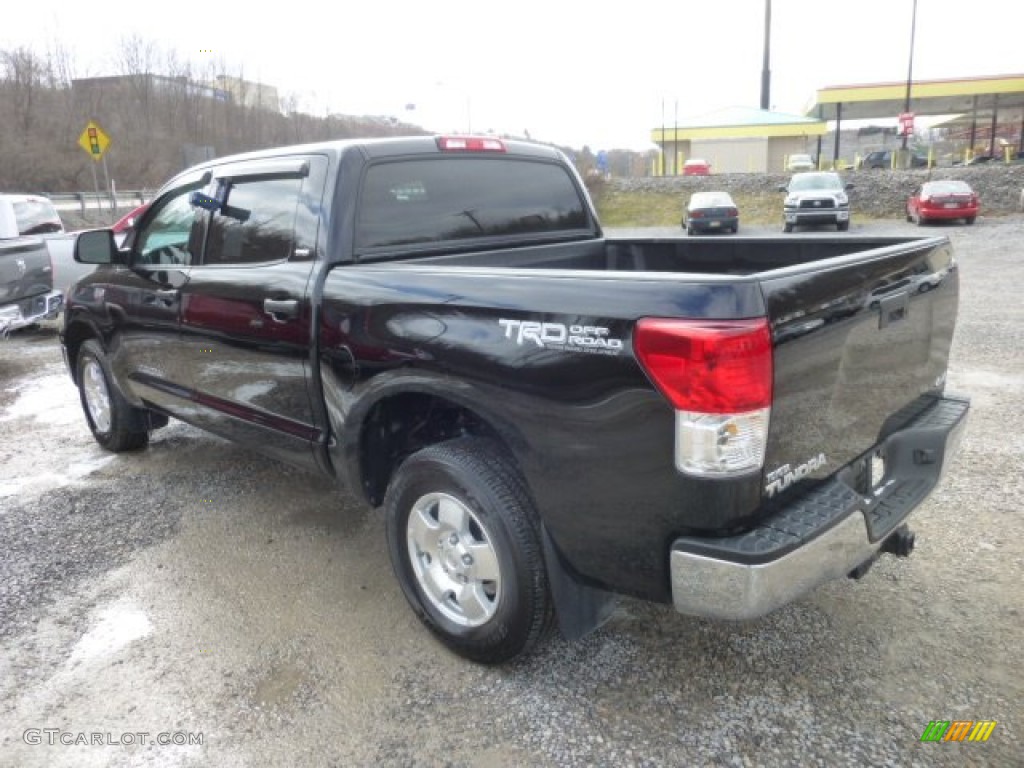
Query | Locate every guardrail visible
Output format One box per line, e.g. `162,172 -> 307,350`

48,191 -> 155,217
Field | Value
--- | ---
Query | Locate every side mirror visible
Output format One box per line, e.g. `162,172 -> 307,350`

845,183 -> 854,190
778,185 -> 788,193
75,229 -> 117,264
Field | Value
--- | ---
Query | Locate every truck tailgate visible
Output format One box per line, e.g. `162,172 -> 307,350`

0,238 -> 54,305
759,236 -> 957,498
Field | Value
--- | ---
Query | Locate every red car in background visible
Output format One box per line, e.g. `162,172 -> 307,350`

682,158 -> 712,176
906,180 -> 979,225
112,203 -> 149,234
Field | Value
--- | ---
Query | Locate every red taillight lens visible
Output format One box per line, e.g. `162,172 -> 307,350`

437,136 -> 506,152
634,318 -> 773,413
728,208 -> 738,217
690,210 -> 704,218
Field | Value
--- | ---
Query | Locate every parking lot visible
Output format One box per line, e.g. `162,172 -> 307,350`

1,219 -> 1021,767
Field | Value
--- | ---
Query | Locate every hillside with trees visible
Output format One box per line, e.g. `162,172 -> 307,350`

0,38 -> 429,193
1,39 -> 654,195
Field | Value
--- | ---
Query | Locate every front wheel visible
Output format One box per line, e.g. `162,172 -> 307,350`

384,438 -> 553,663
76,340 -> 150,452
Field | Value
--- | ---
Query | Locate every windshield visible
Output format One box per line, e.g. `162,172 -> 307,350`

788,173 -> 843,192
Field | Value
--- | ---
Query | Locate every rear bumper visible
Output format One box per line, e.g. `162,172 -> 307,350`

921,207 -> 978,221
669,394 -> 969,620
0,290 -> 63,337
690,217 -> 739,232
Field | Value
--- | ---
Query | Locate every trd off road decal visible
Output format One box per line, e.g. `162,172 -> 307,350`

498,319 -> 623,356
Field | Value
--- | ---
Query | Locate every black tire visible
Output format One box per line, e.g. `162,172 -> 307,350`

76,339 -> 150,452
732,224 -> 739,233
837,220 -> 849,232
783,223 -> 794,233
965,216 -> 976,226
906,207 -> 913,223
384,437 -> 553,664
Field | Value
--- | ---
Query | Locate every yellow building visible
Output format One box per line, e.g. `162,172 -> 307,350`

651,107 -> 827,175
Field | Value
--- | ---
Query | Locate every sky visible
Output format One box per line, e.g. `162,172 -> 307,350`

4,0 -> 1023,151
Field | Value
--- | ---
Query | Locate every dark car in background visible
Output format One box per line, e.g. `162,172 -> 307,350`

683,191 -> 739,234
906,180 -> 979,225
862,149 -> 928,169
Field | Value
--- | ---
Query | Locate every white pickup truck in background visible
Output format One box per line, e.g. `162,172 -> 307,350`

0,195 -> 67,335
0,194 -> 112,335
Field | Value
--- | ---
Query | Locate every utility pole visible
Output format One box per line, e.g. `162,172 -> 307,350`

760,0 -> 771,110
901,0 -> 918,151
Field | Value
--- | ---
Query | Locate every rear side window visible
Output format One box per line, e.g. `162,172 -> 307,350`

13,199 -> 63,235
204,177 -> 302,266
355,158 -> 588,251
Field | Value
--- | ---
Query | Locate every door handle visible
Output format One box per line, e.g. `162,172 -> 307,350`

264,298 -> 299,322
155,289 -> 179,299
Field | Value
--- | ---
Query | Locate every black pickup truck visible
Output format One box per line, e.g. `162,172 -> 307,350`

62,136 -> 969,663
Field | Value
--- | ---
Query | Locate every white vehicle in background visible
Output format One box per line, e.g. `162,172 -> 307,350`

0,194 -> 105,303
0,195 -> 66,335
781,172 -> 854,233
786,154 -> 815,172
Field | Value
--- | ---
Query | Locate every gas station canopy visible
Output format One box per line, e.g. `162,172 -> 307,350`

806,74 -> 1024,122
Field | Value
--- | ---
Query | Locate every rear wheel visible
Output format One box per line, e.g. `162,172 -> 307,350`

783,223 -> 794,233
76,340 -> 150,452
384,438 -> 553,663
965,216 -> 976,225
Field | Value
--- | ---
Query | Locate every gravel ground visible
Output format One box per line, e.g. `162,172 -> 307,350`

0,218 -> 1021,767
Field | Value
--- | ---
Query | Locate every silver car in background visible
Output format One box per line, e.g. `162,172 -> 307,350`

781,172 -> 853,232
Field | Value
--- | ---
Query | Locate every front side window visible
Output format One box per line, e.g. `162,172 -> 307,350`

135,188 -> 203,266
355,158 -> 589,252
203,177 -> 301,266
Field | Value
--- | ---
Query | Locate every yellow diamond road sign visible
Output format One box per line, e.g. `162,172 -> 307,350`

78,121 -> 111,161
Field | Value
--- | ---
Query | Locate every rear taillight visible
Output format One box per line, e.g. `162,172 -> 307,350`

634,318 -> 773,477
437,136 -> 506,152
690,210 -> 704,218
728,208 -> 738,217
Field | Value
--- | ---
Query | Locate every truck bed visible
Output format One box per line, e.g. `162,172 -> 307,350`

324,233 -> 958,600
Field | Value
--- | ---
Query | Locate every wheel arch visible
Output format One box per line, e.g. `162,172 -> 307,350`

356,390 -> 520,508
63,316 -> 104,387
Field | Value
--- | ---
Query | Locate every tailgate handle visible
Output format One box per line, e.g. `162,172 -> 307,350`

264,298 -> 299,322
878,291 -> 909,329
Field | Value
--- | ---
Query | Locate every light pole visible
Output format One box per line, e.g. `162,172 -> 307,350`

901,0 -> 919,152
761,0 -> 771,111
